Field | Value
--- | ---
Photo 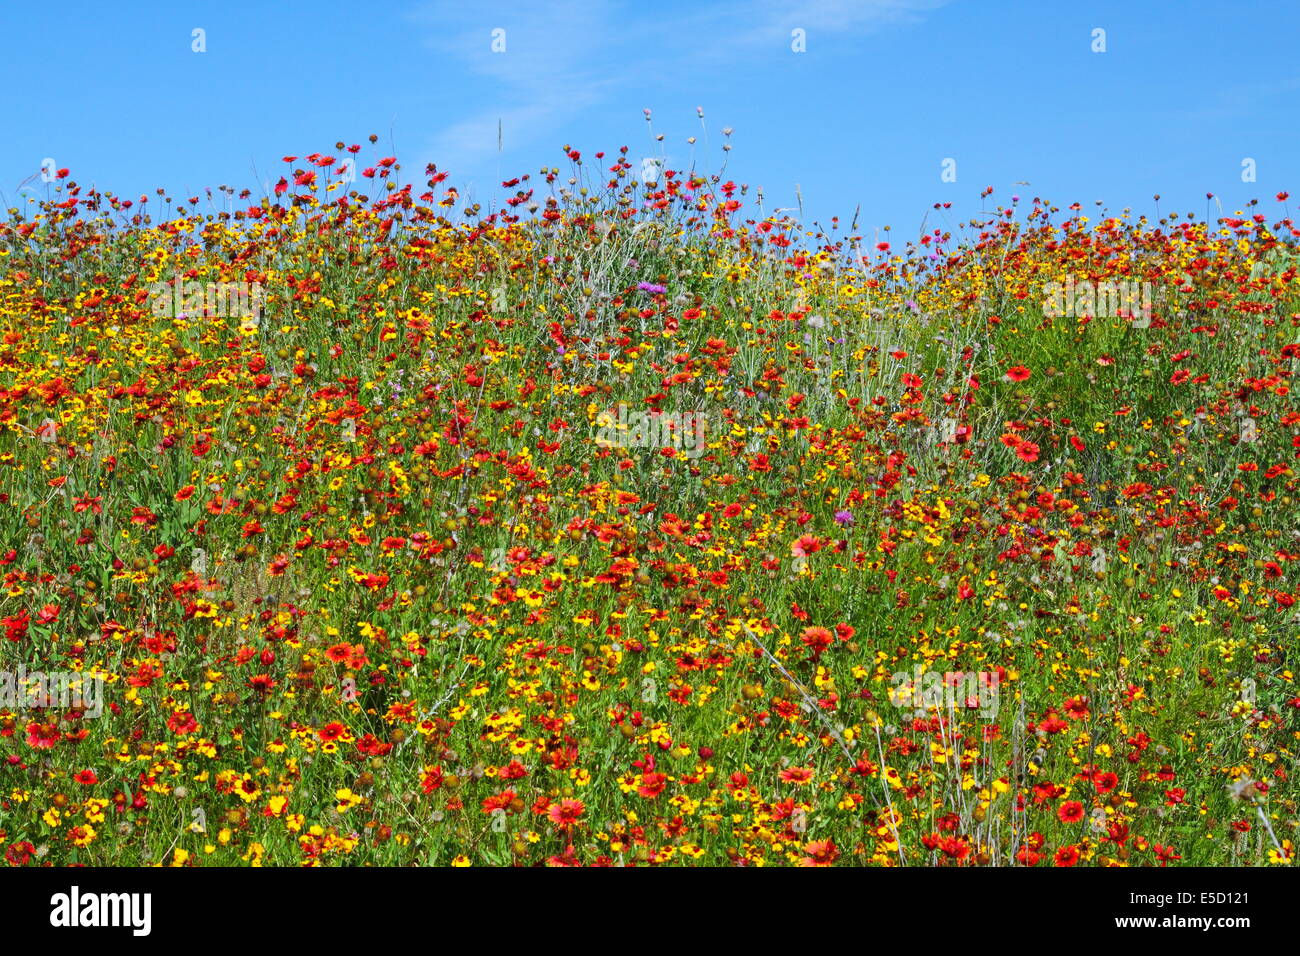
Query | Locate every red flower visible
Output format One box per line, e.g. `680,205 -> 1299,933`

1038,714 -> 1069,734
25,722 -> 60,749
1092,771 -> 1119,793
800,839 -> 839,867
167,711 -> 199,735
4,842 -> 35,866
799,626 -> 834,659
318,722 -> 348,742
1,611 -> 29,642
791,535 -> 822,559
547,798 -> 585,830
129,506 -> 157,526
499,760 -> 529,780
637,771 -> 668,798
482,790 -> 516,814
1153,843 -> 1182,866
421,765 -> 444,793
248,674 -> 276,695
1015,441 -> 1041,463
1005,365 -> 1032,382
1058,800 -> 1085,824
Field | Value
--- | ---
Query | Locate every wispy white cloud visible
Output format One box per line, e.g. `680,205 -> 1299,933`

408,0 -> 626,177
408,0 -> 946,180
725,0 -> 947,50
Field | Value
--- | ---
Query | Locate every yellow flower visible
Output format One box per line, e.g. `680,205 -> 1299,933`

335,788 -> 363,812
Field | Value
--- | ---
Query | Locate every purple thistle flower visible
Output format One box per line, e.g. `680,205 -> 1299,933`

637,282 -> 667,294
833,510 -> 854,526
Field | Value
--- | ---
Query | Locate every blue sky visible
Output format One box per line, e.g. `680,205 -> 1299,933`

3,0 -> 1297,241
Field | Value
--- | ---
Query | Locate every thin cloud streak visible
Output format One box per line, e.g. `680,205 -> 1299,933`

409,0 -> 946,179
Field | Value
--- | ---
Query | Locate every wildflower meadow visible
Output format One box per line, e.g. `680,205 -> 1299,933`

1,137 -> 1296,872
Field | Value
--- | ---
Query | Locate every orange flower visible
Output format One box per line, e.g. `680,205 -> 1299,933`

799,626 -> 834,658
800,839 -> 839,866
779,766 -> 814,784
